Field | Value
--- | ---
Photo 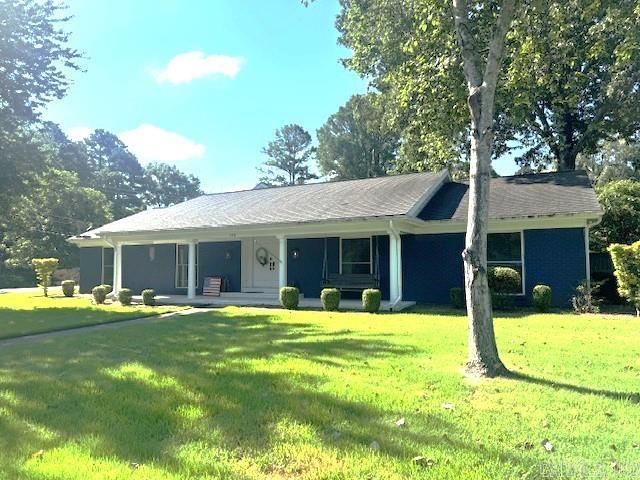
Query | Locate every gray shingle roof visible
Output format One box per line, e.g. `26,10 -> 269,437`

419,170 -> 601,221
85,171 -> 445,235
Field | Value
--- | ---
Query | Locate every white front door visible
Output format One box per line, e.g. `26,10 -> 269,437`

252,237 -> 279,289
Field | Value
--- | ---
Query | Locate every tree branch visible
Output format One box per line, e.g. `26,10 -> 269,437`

453,0 -> 483,88
482,0 -> 516,94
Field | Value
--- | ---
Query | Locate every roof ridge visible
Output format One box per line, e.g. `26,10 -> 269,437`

201,170 -> 441,196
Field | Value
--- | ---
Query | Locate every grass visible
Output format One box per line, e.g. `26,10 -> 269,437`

0,306 -> 639,479
0,288 -> 180,339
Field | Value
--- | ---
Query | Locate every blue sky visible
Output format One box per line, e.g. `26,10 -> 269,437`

45,0 -> 516,193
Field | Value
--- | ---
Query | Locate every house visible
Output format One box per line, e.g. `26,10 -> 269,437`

69,170 -> 602,308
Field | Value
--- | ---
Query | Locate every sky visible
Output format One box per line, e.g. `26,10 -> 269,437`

45,0 -> 517,193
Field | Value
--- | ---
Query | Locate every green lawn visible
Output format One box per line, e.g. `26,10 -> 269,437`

0,306 -> 639,479
0,288 -> 180,339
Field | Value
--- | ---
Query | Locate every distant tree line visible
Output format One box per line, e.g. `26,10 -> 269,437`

0,0 -> 202,286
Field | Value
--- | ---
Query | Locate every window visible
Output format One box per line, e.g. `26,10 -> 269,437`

487,232 -> 524,294
176,244 -> 198,288
341,238 -> 371,274
102,248 -> 114,285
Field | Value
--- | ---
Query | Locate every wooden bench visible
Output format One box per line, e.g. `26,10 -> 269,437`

321,273 -> 379,292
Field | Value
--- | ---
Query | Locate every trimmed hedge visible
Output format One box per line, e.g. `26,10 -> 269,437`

99,284 -> 113,295
321,288 -> 340,311
61,280 -> 75,297
141,289 -> 156,306
488,267 -> 521,294
280,286 -> 299,310
118,288 -> 133,306
92,285 -> 107,304
532,284 -> 552,312
491,292 -> 515,310
450,287 -> 465,309
362,289 -> 381,313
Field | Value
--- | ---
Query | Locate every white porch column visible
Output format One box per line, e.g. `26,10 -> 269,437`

388,222 -> 403,305
278,235 -> 287,289
112,241 -> 122,295
187,241 -> 197,299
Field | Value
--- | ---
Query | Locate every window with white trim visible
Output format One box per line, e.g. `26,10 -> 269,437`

487,232 -> 524,294
175,244 -> 198,288
102,248 -> 114,285
341,238 -> 372,274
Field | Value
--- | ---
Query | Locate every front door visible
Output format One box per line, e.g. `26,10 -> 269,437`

252,237 -> 279,289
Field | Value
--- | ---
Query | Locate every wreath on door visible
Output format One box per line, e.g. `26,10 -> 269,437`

255,247 -> 269,266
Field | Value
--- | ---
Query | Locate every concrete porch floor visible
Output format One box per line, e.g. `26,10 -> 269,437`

132,294 -> 415,312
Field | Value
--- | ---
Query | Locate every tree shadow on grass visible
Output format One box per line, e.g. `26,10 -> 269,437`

0,310 -> 540,478
0,306 -> 161,340
505,370 -> 640,403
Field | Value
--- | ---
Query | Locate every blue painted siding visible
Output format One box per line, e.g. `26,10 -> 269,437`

287,237 -> 338,299
198,241 -> 241,292
287,236 -> 390,299
122,244 -> 179,295
120,242 -> 242,295
524,228 -> 586,307
79,247 -> 103,293
402,233 -> 465,303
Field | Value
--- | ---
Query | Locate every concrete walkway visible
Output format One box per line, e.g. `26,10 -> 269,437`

0,308 -> 206,347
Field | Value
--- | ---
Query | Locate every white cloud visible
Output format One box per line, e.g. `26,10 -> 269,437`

154,51 -> 243,85
119,124 -> 205,164
67,126 -> 93,142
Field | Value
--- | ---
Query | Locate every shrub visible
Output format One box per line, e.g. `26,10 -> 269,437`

488,267 -> 521,294
362,289 -> 381,313
571,281 -> 600,314
118,288 -> 133,306
609,241 -> 640,317
142,289 -> 156,306
279,286 -> 299,310
491,292 -> 515,310
92,285 -> 107,304
31,258 -> 59,297
61,280 -> 75,297
450,287 -> 465,309
99,284 -> 113,295
532,285 -> 552,312
321,288 -> 340,311
488,267 -> 521,310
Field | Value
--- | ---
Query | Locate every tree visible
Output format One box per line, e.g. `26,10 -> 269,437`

0,0 -> 81,126
31,258 -> 59,297
337,0 -> 516,376
3,169 -> 112,269
504,1 -> 640,171
590,180 -> 640,252
317,93 -> 398,179
577,140 -> 640,187
608,241 -> 640,317
143,162 -> 202,207
84,129 -> 145,218
259,124 -> 318,185
336,1 -> 640,174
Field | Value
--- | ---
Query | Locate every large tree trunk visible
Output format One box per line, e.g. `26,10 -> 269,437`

454,0 -> 514,377
463,106 -> 506,377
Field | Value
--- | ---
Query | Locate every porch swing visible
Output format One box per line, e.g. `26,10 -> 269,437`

320,237 -> 381,292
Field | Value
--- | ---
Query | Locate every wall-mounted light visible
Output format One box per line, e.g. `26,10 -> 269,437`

225,250 -> 232,260
292,248 -> 300,260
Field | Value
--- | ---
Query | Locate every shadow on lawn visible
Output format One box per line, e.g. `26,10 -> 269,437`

506,370 -> 640,403
0,310 -> 539,478
0,307 -> 156,340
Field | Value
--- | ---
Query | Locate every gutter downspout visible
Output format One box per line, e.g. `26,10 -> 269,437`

387,220 -> 403,310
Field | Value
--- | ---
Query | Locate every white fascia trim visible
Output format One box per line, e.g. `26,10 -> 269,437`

83,217 -> 418,246
403,212 -> 603,235
406,169 -> 450,218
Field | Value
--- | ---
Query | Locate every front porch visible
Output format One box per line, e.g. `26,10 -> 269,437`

96,226 -> 407,308
134,292 -> 415,312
